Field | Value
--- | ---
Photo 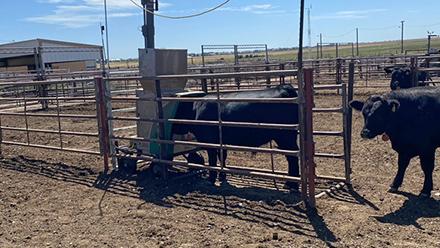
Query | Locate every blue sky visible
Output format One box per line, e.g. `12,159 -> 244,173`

2,0 -> 440,59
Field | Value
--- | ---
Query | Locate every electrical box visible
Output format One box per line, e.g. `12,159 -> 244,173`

135,48 -> 191,156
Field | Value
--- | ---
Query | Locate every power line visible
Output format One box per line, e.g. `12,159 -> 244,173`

128,0 -> 231,19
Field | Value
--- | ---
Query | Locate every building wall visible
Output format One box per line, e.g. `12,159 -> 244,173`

51,61 -> 87,72
0,66 -> 29,72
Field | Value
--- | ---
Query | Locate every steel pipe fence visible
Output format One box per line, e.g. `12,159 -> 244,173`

185,53 -> 440,89
0,79 -> 104,158
102,68 -> 354,207
0,64 -> 357,208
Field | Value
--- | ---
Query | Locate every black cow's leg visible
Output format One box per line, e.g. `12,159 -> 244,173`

275,133 -> 300,191
389,153 -> 411,193
218,149 -> 227,182
419,150 -> 435,197
207,149 -> 218,184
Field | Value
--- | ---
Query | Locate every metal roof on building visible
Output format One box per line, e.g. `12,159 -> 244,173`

0,39 -> 102,66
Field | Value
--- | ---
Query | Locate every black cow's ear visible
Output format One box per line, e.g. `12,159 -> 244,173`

349,100 -> 364,111
387,99 -> 400,113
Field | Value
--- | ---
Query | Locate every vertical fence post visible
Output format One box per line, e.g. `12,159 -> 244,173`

365,58 -> 369,87
95,76 -> 110,172
303,68 -> 316,208
201,45 -> 206,67
343,62 -> 355,184
265,65 -> 271,87
154,79 -> 169,179
215,80 -> 225,174
336,43 -> 339,58
410,57 -> 418,87
201,68 -> 208,93
279,63 -> 285,84
336,58 -> 342,85
234,65 -> 241,90
316,43 -> 320,59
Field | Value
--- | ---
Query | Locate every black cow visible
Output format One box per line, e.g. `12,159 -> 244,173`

173,84 -> 299,190
350,87 -> 440,197
387,67 -> 431,90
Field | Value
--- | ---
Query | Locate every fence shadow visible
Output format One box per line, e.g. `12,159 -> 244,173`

0,156 -> 338,245
373,191 -> 440,229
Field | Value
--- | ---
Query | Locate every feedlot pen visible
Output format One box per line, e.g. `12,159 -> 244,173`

0,65 -> 355,207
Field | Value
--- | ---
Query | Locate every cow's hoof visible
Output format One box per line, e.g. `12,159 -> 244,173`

388,187 -> 398,193
284,182 -> 299,192
419,192 -> 431,198
208,171 -> 217,184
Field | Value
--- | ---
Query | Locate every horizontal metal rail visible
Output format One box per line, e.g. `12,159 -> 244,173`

0,77 -> 96,87
111,135 -> 300,157
113,125 -> 137,132
112,107 -> 136,113
313,107 -> 344,113
313,84 -> 344,90
141,70 -> 298,81
0,112 -> 97,119
2,141 -> 100,155
315,152 -> 345,159
0,96 -> 96,101
313,130 -> 344,136
110,116 -> 299,131
0,126 -> 98,137
114,153 -> 302,183
110,96 -> 299,104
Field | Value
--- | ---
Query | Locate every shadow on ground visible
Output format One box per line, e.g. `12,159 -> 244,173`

374,191 -> 440,229
0,156 -> 380,245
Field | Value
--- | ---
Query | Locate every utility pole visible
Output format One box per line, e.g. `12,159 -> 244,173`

103,0 -> 110,69
319,33 -> 323,58
306,5 -> 312,59
142,0 -> 156,49
356,28 -> 359,56
400,20 -> 405,54
298,0 -> 305,71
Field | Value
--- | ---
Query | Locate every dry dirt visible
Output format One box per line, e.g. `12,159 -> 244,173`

0,86 -> 439,248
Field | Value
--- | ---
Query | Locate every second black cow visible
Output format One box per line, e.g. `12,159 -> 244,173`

172,84 -> 299,190
385,67 -> 431,90
350,87 -> 440,197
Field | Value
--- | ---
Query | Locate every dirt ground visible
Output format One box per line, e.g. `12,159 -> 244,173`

0,86 -> 439,248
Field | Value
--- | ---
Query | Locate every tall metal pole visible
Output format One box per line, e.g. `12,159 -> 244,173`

319,33 -> 323,58
298,1 -> 305,70
297,0 -> 308,204
142,0 -> 155,49
356,28 -> 359,56
104,0 -> 110,69
307,6 -> 312,59
400,20 -> 405,54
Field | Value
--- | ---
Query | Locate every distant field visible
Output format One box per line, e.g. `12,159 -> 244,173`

110,38 -> 440,68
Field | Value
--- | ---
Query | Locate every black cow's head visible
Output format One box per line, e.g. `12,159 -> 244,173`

350,95 -> 400,139
389,68 -> 412,90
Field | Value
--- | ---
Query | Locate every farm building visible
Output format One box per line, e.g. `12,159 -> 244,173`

0,38 -> 102,73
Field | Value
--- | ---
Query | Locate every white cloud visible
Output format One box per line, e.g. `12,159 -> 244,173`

313,8 -> 387,20
38,0 -> 76,3
28,0 -> 154,28
221,4 -> 286,15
